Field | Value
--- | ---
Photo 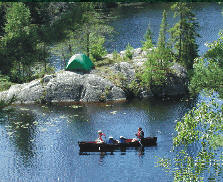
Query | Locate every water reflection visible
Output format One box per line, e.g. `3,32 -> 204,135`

79,146 -> 154,158
79,149 -> 144,162
0,98 -> 195,181
106,2 -> 223,55
2,108 -> 37,166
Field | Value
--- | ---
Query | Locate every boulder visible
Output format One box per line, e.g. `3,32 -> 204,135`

133,48 -> 142,57
170,62 -> 187,78
0,71 -> 126,104
81,74 -> 125,102
0,80 -> 43,104
111,62 -> 136,84
0,49 -> 189,105
104,53 -> 113,60
151,63 -> 188,98
0,80 -> 45,104
42,74 -> 56,84
14,80 -> 44,104
45,71 -> 84,102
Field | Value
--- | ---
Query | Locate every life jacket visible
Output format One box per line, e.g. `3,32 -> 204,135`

98,133 -> 106,142
137,130 -> 144,139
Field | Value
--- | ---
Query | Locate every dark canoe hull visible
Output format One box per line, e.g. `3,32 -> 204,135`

78,137 -> 157,152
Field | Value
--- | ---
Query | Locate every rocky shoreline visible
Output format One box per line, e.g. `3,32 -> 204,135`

0,48 -> 188,105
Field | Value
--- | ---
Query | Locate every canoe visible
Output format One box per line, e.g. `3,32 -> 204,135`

78,137 -> 157,152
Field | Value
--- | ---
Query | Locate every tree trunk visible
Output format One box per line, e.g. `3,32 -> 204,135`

43,44 -> 47,73
86,32 -> 90,57
179,12 -> 182,62
62,53 -> 66,69
68,44 -> 72,55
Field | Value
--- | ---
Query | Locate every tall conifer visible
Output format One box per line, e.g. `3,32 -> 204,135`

170,2 -> 199,70
157,10 -> 167,49
142,24 -> 153,50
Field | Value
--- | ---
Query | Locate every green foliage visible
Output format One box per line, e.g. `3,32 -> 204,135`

157,10 -> 168,49
0,73 -> 12,91
189,32 -> 223,97
205,31 -> 223,67
112,50 -> 121,62
141,46 -> 173,87
189,58 -> 223,96
93,58 -> 114,67
1,3 -> 42,82
0,2 -> 7,36
142,24 -> 153,50
170,2 -> 199,70
0,2 -> 113,85
0,100 -> 10,110
32,64 -> 55,80
124,43 -> 134,60
64,3 -> 113,58
90,35 -> 107,61
140,10 -> 174,90
51,41 -> 73,70
128,67 -> 145,96
159,91 -> 223,181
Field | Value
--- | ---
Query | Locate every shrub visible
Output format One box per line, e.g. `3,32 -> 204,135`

124,43 -> 134,60
141,47 -> 173,87
112,50 -> 122,63
0,73 -> 13,92
90,36 -> 107,62
32,64 -> 55,80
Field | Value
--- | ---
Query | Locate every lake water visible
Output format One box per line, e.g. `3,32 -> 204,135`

106,2 -> 223,55
0,98 -> 196,181
1,2 -> 223,181
51,2 -> 223,70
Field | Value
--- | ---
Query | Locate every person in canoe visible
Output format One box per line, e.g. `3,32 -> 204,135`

119,136 -> 127,143
96,130 -> 106,143
135,127 -> 144,143
108,136 -> 119,144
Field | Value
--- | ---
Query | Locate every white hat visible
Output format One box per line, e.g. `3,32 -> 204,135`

109,136 -> 113,138
120,136 -> 124,138
98,130 -> 102,133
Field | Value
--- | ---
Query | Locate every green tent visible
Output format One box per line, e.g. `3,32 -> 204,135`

65,54 -> 94,72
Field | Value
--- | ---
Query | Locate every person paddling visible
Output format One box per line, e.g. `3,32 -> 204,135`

96,130 -> 106,143
135,127 -> 144,144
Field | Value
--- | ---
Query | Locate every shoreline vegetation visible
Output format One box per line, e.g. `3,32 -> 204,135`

1,2 -> 223,181
0,2 -> 198,107
0,46 -> 189,106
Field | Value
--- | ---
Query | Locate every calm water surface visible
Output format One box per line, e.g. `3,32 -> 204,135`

0,98 -> 195,181
1,2 -> 222,181
52,3 -> 223,70
107,2 -> 223,55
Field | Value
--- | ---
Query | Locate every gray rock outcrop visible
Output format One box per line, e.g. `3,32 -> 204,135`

0,71 -> 126,104
0,48 -> 189,105
151,63 -> 188,98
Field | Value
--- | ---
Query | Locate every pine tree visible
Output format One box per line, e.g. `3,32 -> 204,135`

67,3 -> 112,60
157,10 -> 167,49
141,11 -> 173,88
170,2 -> 199,70
142,24 -> 153,50
2,3 -> 39,82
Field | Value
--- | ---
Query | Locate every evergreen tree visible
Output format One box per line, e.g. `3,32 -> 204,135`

142,10 -> 173,89
170,2 -> 199,70
157,10 -> 167,49
2,3 -> 39,82
52,3 -> 112,63
142,24 -> 153,50
156,9 -> 173,70
67,3 -> 112,59
189,32 -> 223,96
0,2 -> 7,37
